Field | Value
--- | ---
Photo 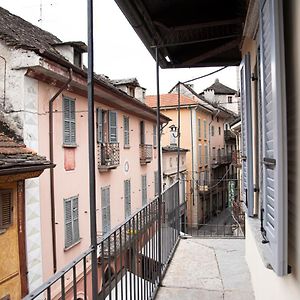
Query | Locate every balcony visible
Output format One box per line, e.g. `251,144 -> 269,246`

98,143 -> 120,171
211,154 -> 232,167
139,144 -> 153,165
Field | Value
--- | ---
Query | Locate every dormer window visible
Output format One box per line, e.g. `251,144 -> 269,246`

74,49 -> 82,68
128,86 -> 135,97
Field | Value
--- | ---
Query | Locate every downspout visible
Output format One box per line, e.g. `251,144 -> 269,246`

49,68 -> 73,273
190,107 -> 195,229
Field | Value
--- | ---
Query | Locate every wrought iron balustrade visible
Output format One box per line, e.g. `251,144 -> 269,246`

24,181 -> 181,300
98,143 -> 120,171
139,144 -> 153,165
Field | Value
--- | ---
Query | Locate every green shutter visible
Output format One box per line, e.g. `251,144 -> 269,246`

109,111 -> 118,143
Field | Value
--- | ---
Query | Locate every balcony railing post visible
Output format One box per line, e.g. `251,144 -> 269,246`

87,0 -> 98,298
155,47 -> 162,284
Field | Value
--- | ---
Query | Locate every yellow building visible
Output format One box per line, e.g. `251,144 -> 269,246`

0,124 -> 53,299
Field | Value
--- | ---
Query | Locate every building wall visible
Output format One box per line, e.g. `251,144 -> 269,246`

0,182 -> 21,300
242,1 -> 300,299
37,81 -> 158,282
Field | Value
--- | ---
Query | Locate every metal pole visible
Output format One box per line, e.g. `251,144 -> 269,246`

177,83 -> 181,235
87,0 -> 98,297
155,47 -> 162,284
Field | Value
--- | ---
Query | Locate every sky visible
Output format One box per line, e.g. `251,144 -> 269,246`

0,0 -> 239,95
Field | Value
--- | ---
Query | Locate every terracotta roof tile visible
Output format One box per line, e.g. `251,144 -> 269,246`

145,94 -> 197,108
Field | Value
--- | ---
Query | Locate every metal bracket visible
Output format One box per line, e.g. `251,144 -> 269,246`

263,157 -> 276,167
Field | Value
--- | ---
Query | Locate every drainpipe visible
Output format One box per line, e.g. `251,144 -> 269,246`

49,68 -> 73,273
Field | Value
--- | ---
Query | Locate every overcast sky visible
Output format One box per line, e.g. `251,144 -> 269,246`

0,0 -> 239,95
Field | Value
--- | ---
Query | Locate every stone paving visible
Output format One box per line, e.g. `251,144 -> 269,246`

156,238 -> 254,300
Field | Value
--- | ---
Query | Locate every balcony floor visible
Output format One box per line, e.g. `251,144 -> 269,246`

156,238 -> 254,300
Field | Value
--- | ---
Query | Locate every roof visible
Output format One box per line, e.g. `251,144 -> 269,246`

0,7 -> 169,124
111,78 -> 143,88
162,146 -> 189,153
145,93 -> 197,108
115,0 -> 247,68
203,79 -> 237,94
0,128 -> 53,176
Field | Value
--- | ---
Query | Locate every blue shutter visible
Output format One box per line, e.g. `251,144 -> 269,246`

109,111 -> 118,143
260,0 -> 287,276
240,53 -> 254,217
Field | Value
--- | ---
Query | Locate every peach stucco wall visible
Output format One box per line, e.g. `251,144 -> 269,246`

37,82 -> 158,283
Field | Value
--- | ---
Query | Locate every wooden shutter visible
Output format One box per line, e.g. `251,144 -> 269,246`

97,108 -> 103,143
64,198 -> 73,248
63,97 -> 76,145
142,175 -> 147,206
259,0 -> 287,276
240,53 -> 254,217
124,180 -> 131,218
101,187 -> 111,234
0,190 -> 12,229
109,111 -> 118,143
123,116 -> 129,146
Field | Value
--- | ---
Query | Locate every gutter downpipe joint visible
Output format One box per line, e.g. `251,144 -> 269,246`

49,68 -> 73,273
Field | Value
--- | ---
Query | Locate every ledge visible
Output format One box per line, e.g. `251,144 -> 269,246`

64,238 -> 81,251
246,216 -> 273,270
63,144 -> 78,148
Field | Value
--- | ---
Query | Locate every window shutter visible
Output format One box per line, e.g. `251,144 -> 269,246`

123,116 -> 129,146
154,171 -> 158,196
101,187 -> 111,234
0,190 -> 12,229
97,108 -> 103,143
240,53 -> 254,217
198,119 -> 201,138
63,98 -> 76,145
203,120 -> 207,139
140,121 -> 145,144
259,0 -> 287,276
72,197 -> 79,242
205,144 -> 208,165
109,111 -> 118,143
198,144 -> 202,166
64,199 -> 73,248
153,125 -> 157,147
124,180 -> 131,218
142,175 -> 147,206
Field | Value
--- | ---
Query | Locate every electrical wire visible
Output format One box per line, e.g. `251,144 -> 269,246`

183,66 -> 228,84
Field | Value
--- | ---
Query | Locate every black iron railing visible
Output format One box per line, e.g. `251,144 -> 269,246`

24,181 -> 180,300
139,144 -> 153,164
98,143 -> 120,170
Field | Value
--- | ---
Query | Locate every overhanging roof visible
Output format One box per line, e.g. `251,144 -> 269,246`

115,0 -> 248,68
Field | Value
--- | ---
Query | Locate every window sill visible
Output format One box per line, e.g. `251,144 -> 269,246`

64,239 -> 81,251
246,216 -> 273,270
124,145 -> 130,149
63,144 -> 78,148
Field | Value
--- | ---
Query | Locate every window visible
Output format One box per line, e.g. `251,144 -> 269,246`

128,86 -> 135,97
153,125 -> 157,147
124,180 -> 131,218
0,190 -> 12,230
198,144 -> 202,166
211,125 -> 214,136
140,121 -> 145,144
219,127 -> 221,135
204,144 -> 208,165
142,175 -> 147,206
74,49 -> 82,68
63,97 -> 76,146
197,119 -> 201,139
154,171 -> 158,196
109,111 -> 118,143
64,196 -> 79,248
123,116 -> 130,147
101,186 -> 111,234
212,147 -> 216,160
97,108 -> 103,143
228,96 -> 233,103
203,120 -> 207,139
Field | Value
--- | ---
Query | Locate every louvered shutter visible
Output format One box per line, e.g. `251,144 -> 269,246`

140,121 -> 145,144
97,108 -> 103,143
63,98 -> 76,145
259,0 -> 287,276
240,53 -> 254,217
72,197 -> 79,242
109,111 -> 118,143
153,125 -> 157,147
64,199 -> 73,248
198,119 -> 201,139
198,145 -> 202,166
0,190 -> 12,229
124,180 -> 131,218
123,116 -> 129,146
154,171 -> 158,196
203,120 -> 207,139
142,175 -> 147,206
101,187 -> 111,234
